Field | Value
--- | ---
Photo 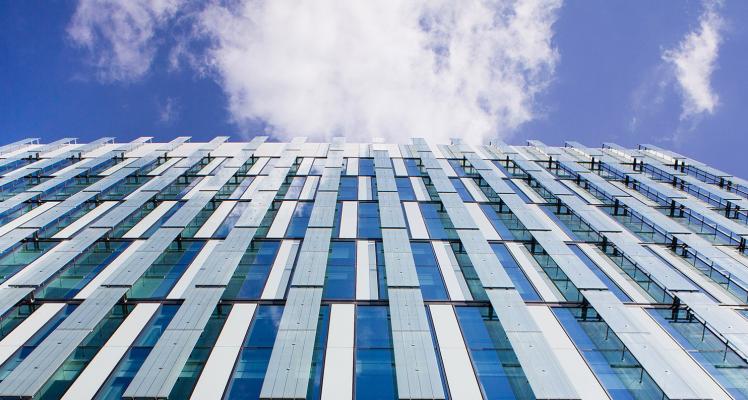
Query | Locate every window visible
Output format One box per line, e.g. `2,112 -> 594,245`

404,159 -> 422,176
489,244 -> 540,301
283,177 -> 306,200
214,202 -> 251,238
410,242 -> 448,300
167,306 -> 230,398
395,177 -> 416,201
338,177 -> 358,201
37,241 -> 127,300
224,241 -> 281,300
128,242 -> 203,299
323,242 -> 356,300
357,203 -> 381,239
455,306 -> 534,400
448,159 -> 468,177
95,305 -> 178,399
286,202 -> 314,238
451,178 -> 474,201
358,159 -> 375,176
554,307 -> 664,399
355,306 -> 397,400
479,204 -> 516,240
419,203 -> 456,240
225,305 -> 283,399
568,245 -> 631,302
306,306 -> 330,400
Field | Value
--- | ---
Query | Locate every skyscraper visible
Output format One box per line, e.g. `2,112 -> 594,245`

0,136 -> 744,399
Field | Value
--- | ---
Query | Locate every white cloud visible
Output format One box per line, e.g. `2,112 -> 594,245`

197,0 -> 562,143
67,0 -> 183,81
158,97 -> 180,124
67,0 -> 562,143
662,1 -> 724,119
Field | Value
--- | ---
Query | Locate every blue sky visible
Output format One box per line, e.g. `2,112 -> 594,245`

1,0 -> 747,175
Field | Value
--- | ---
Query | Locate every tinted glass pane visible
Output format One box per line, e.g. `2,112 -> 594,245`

128,242 -> 203,299
214,202 -> 250,238
358,159 -> 375,176
410,242 -> 448,300
489,243 -> 540,301
568,245 -> 631,302
554,307 -> 664,400
395,178 -> 416,201
355,306 -> 397,400
287,202 -> 314,238
404,159 -> 422,176
448,159 -> 468,177
451,178 -> 474,201
455,306 -> 533,400
357,203 -> 381,239
419,203 -> 455,240
95,305 -> 178,400
338,177 -> 358,201
225,305 -> 283,399
323,242 -> 356,300
224,241 -> 281,300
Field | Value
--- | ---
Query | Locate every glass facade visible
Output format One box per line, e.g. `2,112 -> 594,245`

0,137 -> 743,399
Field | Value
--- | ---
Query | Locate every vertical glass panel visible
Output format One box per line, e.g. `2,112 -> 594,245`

128,241 -> 203,299
375,243 -> 388,300
404,159 -> 422,176
358,159 -> 375,176
181,203 -> 219,238
94,305 -> 178,400
455,306 -> 533,400
101,174 -> 151,201
410,242 -> 448,300
419,203 -> 456,240
479,204 -> 517,240
355,306 -> 397,400
168,305 -> 231,399
568,245 -> 631,302
453,243 -> 487,301
214,202 -> 250,238
357,203 -> 381,239
224,241 -> 281,300
448,159 -> 468,177
225,305 -> 283,400
554,307 -> 664,400
309,159 -> 325,175
451,178 -> 474,201
282,177 -> 306,200
395,177 -> 415,201
338,177 -> 358,201
489,243 -> 540,301
539,205 -> 581,241
230,176 -> 255,199
306,306 -> 330,400
323,242 -> 355,300
286,202 -> 313,238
